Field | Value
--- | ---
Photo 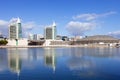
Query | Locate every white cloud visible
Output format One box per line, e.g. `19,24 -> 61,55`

66,21 -> 97,36
9,18 -> 19,23
73,13 -> 98,21
0,18 -> 41,38
23,22 -> 44,37
22,22 -> 37,37
67,11 -> 117,36
0,20 -> 8,26
73,11 -> 117,21
100,11 -> 117,17
8,18 -> 38,31
108,31 -> 120,38
23,22 -> 36,30
0,20 -> 9,36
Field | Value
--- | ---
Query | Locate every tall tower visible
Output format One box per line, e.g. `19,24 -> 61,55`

52,22 -> 56,40
45,22 -> 57,40
9,18 -> 22,39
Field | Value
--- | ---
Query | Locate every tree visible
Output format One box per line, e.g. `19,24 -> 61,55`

0,40 -> 8,45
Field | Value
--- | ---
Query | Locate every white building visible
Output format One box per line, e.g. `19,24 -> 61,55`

44,22 -> 57,40
28,34 -> 43,40
7,38 -> 28,46
28,34 -> 34,40
9,18 -> 22,40
8,18 -> 28,46
33,34 -> 43,40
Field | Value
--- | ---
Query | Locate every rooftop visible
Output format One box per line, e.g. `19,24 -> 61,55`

79,35 -> 119,41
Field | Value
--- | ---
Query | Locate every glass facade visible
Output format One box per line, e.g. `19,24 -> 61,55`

9,18 -> 22,39
10,25 -> 17,39
18,23 -> 22,39
45,27 -> 53,39
53,25 -> 56,40
45,22 -> 56,40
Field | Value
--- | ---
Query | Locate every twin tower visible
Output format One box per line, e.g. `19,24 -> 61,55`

9,18 -> 57,40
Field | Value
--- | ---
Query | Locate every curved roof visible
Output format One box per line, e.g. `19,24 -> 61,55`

79,35 -> 119,41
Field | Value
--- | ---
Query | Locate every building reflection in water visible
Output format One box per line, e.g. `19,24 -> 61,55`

27,48 -> 44,61
86,47 -> 120,58
44,48 -> 56,72
68,48 -> 94,70
7,48 -> 22,77
67,47 -> 120,77
66,48 -> 96,77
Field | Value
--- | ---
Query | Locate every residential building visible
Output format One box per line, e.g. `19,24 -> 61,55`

8,18 -> 28,46
28,34 -> 43,40
9,18 -> 22,40
45,22 -> 56,40
33,34 -> 43,40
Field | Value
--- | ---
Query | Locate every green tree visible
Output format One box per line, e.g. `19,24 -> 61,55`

0,40 -> 8,45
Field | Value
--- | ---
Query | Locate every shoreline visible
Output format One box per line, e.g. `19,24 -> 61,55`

0,45 -> 118,48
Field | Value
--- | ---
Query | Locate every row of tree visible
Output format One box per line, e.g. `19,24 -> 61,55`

0,40 -> 8,45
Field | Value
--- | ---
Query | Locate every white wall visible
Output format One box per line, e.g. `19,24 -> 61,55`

7,39 -> 28,46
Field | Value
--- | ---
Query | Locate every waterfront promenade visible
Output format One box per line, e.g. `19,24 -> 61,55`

0,45 -> 118,48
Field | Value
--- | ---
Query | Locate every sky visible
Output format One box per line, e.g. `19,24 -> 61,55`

0,0 -> 120,38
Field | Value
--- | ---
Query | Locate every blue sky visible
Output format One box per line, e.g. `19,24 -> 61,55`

0,0 -> 120,38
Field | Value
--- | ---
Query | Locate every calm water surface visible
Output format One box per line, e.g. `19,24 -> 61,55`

0,47 -> 120,80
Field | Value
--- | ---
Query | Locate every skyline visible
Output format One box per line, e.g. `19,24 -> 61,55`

0,0 -> 120,38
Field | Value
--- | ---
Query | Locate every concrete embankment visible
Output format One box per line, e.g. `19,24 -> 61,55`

0,45 -> 118,48
0,46 -> 43,48
0,45 -> 72,48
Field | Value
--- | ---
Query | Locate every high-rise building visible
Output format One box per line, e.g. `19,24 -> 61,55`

9,18 -> 22,39
45,22 -> 56,40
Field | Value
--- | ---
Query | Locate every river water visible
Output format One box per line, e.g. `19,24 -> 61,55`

0,47 -> 120,80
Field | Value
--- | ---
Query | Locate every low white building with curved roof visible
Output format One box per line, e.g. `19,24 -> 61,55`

74,35 -> 120,47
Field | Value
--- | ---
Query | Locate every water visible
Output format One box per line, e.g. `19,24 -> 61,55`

0,47 -> 120,80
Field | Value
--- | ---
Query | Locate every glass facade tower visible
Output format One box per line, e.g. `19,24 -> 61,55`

45,22 -> 56,40
9,18 -> 22,39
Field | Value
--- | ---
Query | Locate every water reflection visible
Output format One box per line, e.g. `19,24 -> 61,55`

0,48 -> 8,72
0,47 -> 120,80
7,48 -> 22,80
86,48 -> 120,58
8,48 -> 21,75
44,48 -> 56,72
67,48 -> 95,78
66,47 -> 120,79
27,48 -> 44,61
